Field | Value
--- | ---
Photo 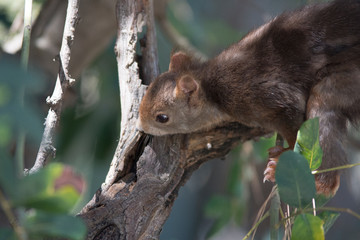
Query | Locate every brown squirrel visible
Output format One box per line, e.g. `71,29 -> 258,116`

137,0 -> 360,196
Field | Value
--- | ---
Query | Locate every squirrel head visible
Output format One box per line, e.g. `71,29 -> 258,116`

137,52 -> 204,135
138,52 -> 228,136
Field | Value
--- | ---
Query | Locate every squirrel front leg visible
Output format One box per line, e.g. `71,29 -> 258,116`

263,129 -> 297,183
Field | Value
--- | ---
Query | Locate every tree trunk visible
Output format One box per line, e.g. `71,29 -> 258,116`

78,0 -> 269,239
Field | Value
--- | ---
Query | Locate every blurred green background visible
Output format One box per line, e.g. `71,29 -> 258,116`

1,0 -> 360,239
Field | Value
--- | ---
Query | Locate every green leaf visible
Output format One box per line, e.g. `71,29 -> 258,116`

204,195 -> 232,238
0,152 -> 18,195
204,195 -> 231,218
303,193 -> 331,211
270,190 -> 280,240
314,194 -> 331,207
276,151 -> 316,208
13,163 -> 84,213
291,214 -> 324,240
253,134 -> 276,160
294,118 -> 323,170
0,57 -> 44,144
227,157 -> 242,196
0,116 -> 12,147
25,211 -> 87,240
318,211 -> 340,234
0,228 -> 16,240
233,200 -> 245,226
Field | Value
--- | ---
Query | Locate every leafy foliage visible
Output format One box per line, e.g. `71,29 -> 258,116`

274,118 -> 325,239
204,137 -> 276,238
270,118 -> 359,240
276,151 -> 316,208
204,145 -> 247,238
0,55 -> 87,239
205,118 -> 359,240
0,57 -> 43,149
291,214 -> 324,240
318,211 -> 340,234
0,155 -> 87,240
294,118 -> 323,170
24,211 -> 86,240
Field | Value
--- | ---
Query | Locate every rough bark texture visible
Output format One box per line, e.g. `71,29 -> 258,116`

78,0 -> 269,239
80,125 -> 267,239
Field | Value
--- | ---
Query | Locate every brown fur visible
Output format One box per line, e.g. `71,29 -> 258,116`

138,0 -> 360,196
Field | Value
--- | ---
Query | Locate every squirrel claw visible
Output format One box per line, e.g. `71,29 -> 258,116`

263,175 -> 270,183
263,159 -> 277,183
263,146 -> 288,184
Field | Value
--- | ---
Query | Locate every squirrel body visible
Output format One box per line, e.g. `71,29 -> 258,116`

138,0 -> 360,196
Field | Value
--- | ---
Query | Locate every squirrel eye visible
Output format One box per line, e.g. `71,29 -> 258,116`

156,114 -> 169,123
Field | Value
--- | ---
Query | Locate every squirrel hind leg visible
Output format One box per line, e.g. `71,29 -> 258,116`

315,172 -> 340,197
307,90 -> 348,196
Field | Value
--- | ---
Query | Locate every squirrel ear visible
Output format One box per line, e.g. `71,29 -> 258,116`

175,75 -> 198,97
169,52 -> 191,72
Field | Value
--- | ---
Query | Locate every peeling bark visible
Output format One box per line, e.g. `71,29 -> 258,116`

80,124 -> 267,239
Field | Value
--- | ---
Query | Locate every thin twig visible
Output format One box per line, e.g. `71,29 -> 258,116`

312,198 -> 316,216
251,186 -> 277,240
312,162 -> 360,174
243,211 -> 270,240
21,0 -> 32,70
250,135 -> 283,240
30,0 -> 79,174
317,207 -> 360,220
0,189 -> 27,240
16,0 -> 33,176
270,189 -> 280,240
284,204 -> 292,240
276,206 -> 360,229
154,0 -> 207,60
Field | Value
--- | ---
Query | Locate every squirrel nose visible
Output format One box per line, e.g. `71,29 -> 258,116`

136,119 -> 144,133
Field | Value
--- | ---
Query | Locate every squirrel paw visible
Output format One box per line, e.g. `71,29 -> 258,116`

263,158 -> 277,182
263,146 -> 289,183
315,173 -> 340,197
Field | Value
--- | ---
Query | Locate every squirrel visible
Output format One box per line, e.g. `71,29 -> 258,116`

137,0 -> 360,196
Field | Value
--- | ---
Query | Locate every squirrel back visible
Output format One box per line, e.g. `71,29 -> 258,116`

138,0 -> 360,139
138,0 -> 360,196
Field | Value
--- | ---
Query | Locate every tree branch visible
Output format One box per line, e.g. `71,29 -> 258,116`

78,1 -> 269,238
99,0 -> 149,191
80,123 -> 267,239
30,0 -> 80,174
